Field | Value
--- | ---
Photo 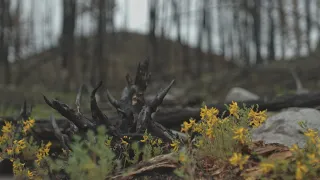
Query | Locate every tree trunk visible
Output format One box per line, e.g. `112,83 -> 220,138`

205,0 -> 213,70
217,0 -> 225,57
305,0 -> 311,54
253,0 -> 262,64
182,0 -> 190,80
293,0 -> 301,57
60,0 -> 77,91
195,0 -> 205,78
95,0 -> 107,89
267,0 -> 275,61
277,0 -> 286,59
148,0 -> 159,74
0,0 -> 11,85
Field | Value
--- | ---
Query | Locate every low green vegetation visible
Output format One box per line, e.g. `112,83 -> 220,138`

1,102 -> 320,179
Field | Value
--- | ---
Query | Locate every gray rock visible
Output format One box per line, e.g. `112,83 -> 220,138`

225,87 -> 260,102
251,108 -> 320,148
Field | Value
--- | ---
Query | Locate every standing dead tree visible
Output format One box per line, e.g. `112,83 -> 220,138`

0,0 -> 12,85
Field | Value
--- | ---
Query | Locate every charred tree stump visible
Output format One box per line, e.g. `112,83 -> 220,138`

40,59 -> 178,152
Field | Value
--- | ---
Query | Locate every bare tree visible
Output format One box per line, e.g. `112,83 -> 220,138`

277,0 -> 286,59
182,0 -> 191,80
217,0 -> 225,57
148,0 -> 159,73
234,0 -> 242,63
60,0 -> 77,91
0,0 -> 12,84
267,0 -> 275,61
243,0 -> 251,65
293,0 -> 301,57
171,0 -> 182,78
95,0 -> 107,86
253,0 -> 262,64
195,0 -> 206,78
305,0 -> 311,53
204,0 -> 213,69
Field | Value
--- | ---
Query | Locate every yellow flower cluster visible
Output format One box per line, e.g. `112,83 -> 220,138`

296,161 -> 308,180
281,128 -> 320,179
13,139 -> 27,154
229,153 -> 249,170
35,141 -> 52,166
23,119 -> 35,134
229,101 -> 240,119
232,127 -> 248,144
120,136 -> 131,145
12,160 -> 25,175
140,135 -> 163,146
304,128 -> 319,144
259,162 -> 275,174
248,109 -> 267,127
0,121 -> 14,145
180,119 -> 196,133
170,139 -> 180,152
200,105 -> 219,121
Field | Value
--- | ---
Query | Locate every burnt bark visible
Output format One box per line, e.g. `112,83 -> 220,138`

41,59 -> 178,150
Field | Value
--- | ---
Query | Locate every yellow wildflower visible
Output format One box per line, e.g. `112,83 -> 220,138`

6,148 -> 13,155
140,135 -> 149,143
307,153 -> 319,164
12,161 -> 25,175
194,139 -> 204,148
14,139 -> 27,154
290,144 -> 302,154
200,105 -> 219,120
0,134 -> 8,145
27,170 -> 34,179
304,128 -> 319,143
206,115 -> 218,127
35,141 -> 52,165
2,121 -> 13,133
121,138 -> 128,145
151,139 -> 157,146
296,161 -> 308,180
259,162 -> 275,174
23,119 -> 35,134
180,119 -> 196,133
157,138 -> 163,145
248,109 -> 267,127
229,153 -> 249,170
200,105 -> 209,120
233,127 -> 248,144
170,140 -> 180,152
229,101 -> 240,119
192,123 -> 204,133
205,127 -> 215,139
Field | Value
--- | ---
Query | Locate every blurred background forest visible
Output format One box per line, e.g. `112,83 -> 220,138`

1,0 -> 320,111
